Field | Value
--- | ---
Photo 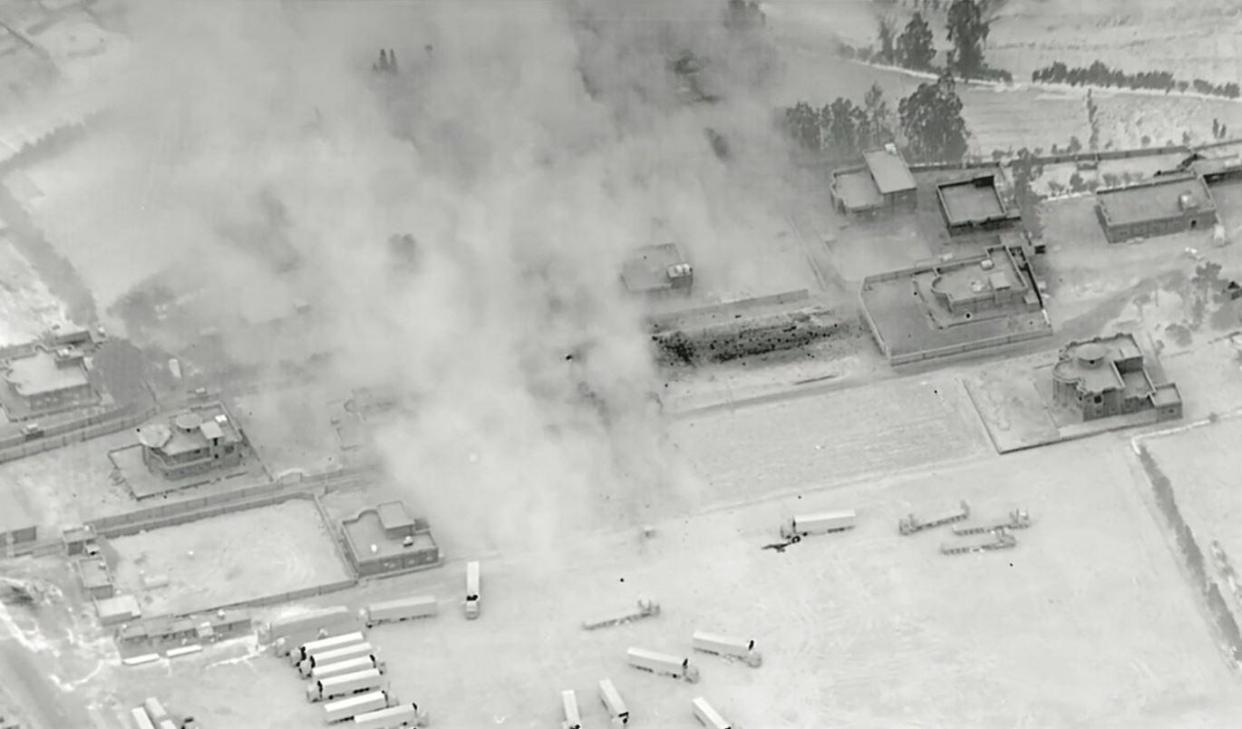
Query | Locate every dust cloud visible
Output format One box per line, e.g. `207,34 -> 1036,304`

99,0 -> 795,556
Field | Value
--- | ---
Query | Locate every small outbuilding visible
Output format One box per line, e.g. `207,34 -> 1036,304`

1095,172 -> 1217,243
830,144 -> 918,216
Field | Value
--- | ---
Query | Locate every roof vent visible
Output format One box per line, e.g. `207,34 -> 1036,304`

1179,191 -> 1199,211
884,142 -> 897,155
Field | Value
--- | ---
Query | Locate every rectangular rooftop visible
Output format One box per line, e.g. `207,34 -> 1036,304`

863,148 -> 917,194
1096,173 -> 1215,227
937,175 -> 1007,226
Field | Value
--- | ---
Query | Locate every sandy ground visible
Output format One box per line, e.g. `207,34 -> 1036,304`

83,429 -> 1242,729
106,498 -> 351,616
0,234 -> 71,345
231,384 -> 345,478
0,429 -> 135,527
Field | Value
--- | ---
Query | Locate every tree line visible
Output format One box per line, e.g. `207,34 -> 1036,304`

1032,60 -> 1241,99
783,75 -> 969,164
874,0 -> 1010,82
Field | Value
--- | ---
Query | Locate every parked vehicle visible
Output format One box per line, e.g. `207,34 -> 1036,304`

130,708 -> 156,729
626,647 -> 699,683
940,527 -> 1018,556
306,668 -> 385,703
779,510 -> 856,541
312,654 -> 386,681
898,501 -> 970,536
952,509 -> 1032,536
598,679 -> 629,726
352,702 -> 430,728
561,689 -> 582,729
323,690 -> 394,725
582,597 -> 660,631
269,606 -> 358,656
142,698 -> 170,723
291,632 -> 367,666
20,423 -> 43,440
691,631 -> 762,668
359,596 -> 438,628
691,697 -> 733,729
300,643 -> 378,677
463,561 -> 481,620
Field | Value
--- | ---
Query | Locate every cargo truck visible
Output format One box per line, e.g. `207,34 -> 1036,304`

267,606 -> 354,644
691,631 -> 762,668
582,597 -> 660,631
779,510 -> 856,541
358,596 -> 438,628
130,708 -> 156,729
271,607 -> 360,657
307,668 -> 385,703
291,631 -> 367,665
352,702 -> 430,728
312,654 -> 386,681
463,561 -> 481,620
142,698 -> 170,724
300,642 -> 378,677
626,647 -> 700,683
560,689 -> 582,729
691,697 -> 734,729
323,690 -> 395,724
598,679 -> 629,726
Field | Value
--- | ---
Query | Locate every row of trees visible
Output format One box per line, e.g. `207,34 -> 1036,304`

1032,61 -> 1241,99
783,75 -> 969,164
875,0 -> 1003,81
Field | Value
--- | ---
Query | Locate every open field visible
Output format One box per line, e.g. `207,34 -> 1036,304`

107,498 -> 350,617
1142,415 -> 1242,576
0,429 -> 134,526
668,371 -> 989,504
88,432 -> 1242,728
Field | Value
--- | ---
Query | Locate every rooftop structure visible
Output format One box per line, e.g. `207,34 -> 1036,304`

830,145 -> 918,216
1095,172 -> 1217,243
860,244 -> 1051,365
1052,333 -> 1182,422
136,402 -> 250,481
936,173 -> 1022,236
1172,146 -> 1242,184
620,243 -> 693,298
340,500 -> 441,578
0,344 -> 98,419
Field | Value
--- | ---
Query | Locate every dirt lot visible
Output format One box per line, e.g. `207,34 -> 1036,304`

230,384 -> 345,478
0,430 -> 135,526
106,498 -> 351,616
86,430 -> 1242,728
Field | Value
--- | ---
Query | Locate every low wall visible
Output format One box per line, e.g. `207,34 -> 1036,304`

647,289 -> 810,330
888,321 -> 1053,366
0,402 -> 156,465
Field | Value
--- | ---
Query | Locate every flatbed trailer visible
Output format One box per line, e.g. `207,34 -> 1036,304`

952,509 -> 1031,536
899,500 -> 970,536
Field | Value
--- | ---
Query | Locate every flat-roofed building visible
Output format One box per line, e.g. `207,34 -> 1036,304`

829,145 -> 918,216
1095,172 -> 1217,243
620,243 -> 693,298
1052,333 -> 1182,422
0,344 -> 98,418
340,500 -> 441,578
136,403 -> 250,481
936,173 -> 1022,236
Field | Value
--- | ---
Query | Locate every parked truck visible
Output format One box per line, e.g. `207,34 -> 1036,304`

952,509 -> 1032,536
463,561 -> 481,620
300,642 -> 379,677
142,698 -> 170,724
291,631 -> 367,666
359,596 -> 438,628
898,500 -> 970,536
691,631 -> 762,668
598,679 -> 629,726
626,647 -> 700,683
307,668 -> 385,703
560,689 -> 582,729
582,597 -> 660,631
130,708 -> 156,729
352,702 -> 430,728
269,606 -> 359,656
691,697 -> 734,729
779,510 -> 856,541
940,528 -> 1018,556
312,654 -> 386,681
323,690 -> 395,724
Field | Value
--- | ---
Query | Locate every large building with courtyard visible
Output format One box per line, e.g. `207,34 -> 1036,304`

1052,333 -> 1183,422
135,403 -> 250,481
340,500 -> 441,577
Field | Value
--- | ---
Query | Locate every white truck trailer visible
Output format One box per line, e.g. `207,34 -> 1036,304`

560,689 -> 582,729
691,697 -> 734,729
626,647 -> 700,683
291,631 -> 367,665
129,708 -> 156,729
352,702 -> 430,728
270,606 -> 359,657
307,668 -> 385,703
359,596 -> 438,628
323,690 -> 394,724
691,631 -> 762,668
312,654 -> 386,681
300,642 -> 378,677
598,679 -> 629,726
463,561 -> 481,620
142,698 -> 170,724
779,510 -> 856,541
